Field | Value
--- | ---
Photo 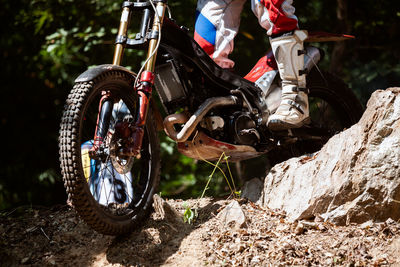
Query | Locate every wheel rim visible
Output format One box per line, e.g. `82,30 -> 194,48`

79,87 -> 153,220
280,88 -> 354,157
309,96 -> 345,136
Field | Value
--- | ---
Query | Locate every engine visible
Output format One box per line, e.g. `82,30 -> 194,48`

199,111 -> 260,147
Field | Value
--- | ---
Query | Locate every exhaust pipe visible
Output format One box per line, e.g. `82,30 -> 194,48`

164,96 -> 240,142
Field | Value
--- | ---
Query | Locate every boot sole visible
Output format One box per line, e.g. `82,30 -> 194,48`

267,117 -> 311,131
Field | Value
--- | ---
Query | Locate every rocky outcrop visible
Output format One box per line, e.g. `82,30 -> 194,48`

260,88 -> 400,225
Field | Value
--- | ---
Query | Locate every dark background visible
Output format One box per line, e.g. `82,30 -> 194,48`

1,0 -> 399,210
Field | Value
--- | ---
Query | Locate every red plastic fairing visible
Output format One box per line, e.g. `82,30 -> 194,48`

244,50 -> 277,82
177,131 -> 261,161
306,31 -> 355,42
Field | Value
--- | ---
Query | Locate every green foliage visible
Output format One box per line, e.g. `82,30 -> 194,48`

0,0 -> 399,210
159,136 -> 228,198
183,202 -> 197,224
181,152 -> 239,225
199,153 -> 238,199
346,53 -> 400,105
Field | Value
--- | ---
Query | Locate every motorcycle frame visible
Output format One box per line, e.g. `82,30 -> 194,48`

87,0 -> 356,161
102,0 -> 264,158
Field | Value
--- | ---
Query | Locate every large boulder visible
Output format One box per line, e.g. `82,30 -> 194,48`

260,88 -> 400,225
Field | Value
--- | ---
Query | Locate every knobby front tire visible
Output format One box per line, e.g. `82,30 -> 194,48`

59,71 -> 160,235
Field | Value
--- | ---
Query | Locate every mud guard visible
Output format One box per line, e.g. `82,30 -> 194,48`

305,32 -> 355,43
75,64 -> 136,83
75,64 -> 165,131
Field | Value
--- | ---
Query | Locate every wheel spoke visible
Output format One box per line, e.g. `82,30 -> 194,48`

85,97 -> 149,208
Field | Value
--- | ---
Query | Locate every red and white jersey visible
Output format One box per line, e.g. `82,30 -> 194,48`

195,0 -> 299,68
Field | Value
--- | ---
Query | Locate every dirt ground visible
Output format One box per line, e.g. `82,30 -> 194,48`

1,198 -> 400,266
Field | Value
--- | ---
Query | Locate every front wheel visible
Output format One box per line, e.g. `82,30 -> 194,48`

59,71 -> 160,235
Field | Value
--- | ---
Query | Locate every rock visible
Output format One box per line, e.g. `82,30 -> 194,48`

152,194 -> 184,226
241,178 -> 263,203
217,200 -> 246,228
250,256 -> 261,264
21,257 -> 30,264
387,238 -> 400,265
294,222 -> 305,235
360,220 -> 374,229
260,88 -> 400,225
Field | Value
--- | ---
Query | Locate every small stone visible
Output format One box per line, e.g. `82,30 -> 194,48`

295,223 -> 305,235
326,257 -> 333,265
302,221 -> 317,229
360,220 -> 374,229
21,257 -> 30,264
238,243 -> 246,252
314,214 -> 324,222
276,223 -> 290,232
282,242 -> 291,250
251,256 -> 261,264
48,258 -> 56,265
208,255 -> 216,263
325,252 -> 334,257
241,178 -> 263,203
152,194 -> 184,225
216,200 -> 246,228
386,218 -> 395,225
26,226 -> 37,233
317,224 -> 327,231
229,243 -> 238,250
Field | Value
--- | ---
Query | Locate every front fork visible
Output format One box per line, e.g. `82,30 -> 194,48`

92,1 -> 167,157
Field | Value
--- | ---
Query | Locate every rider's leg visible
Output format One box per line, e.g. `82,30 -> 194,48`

195,0 -> 246,69
268,30 -> 309,129
252,0 -> 310,130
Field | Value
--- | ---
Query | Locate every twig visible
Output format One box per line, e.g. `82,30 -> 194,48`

224,155 -> 237,193
200,153 -> 225,199
40,227 -> 50,241
198,152 -> 236,197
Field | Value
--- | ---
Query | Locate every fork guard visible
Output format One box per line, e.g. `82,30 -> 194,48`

75,64 -> 136,83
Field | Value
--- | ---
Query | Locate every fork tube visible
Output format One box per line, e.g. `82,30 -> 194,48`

126,1 -> 167,156
94,92 -> 113,144
144,2 -> 166,72
139,8 -> 151,39
135,1 -> 167,128
112,7 -> 131,65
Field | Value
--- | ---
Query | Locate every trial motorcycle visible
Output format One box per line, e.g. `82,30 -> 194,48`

59,0 -> 363,235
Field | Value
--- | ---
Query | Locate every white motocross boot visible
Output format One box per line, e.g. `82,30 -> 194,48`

267,30 -> 310,131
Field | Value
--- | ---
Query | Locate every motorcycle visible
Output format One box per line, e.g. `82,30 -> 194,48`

59,0 -> 363,235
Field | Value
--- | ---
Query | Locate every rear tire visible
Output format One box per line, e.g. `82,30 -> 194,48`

268,69 -> 364,165
307,69 -> 363,129
59,71 -> 160,235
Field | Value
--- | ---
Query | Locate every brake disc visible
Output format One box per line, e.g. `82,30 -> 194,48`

109,138 -> 135,174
